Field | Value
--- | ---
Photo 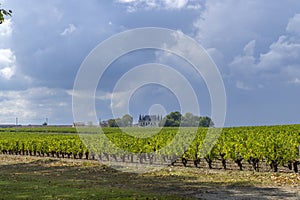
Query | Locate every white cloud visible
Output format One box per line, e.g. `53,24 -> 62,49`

236,81 -> 252,90
118,0 -> 136,2
0,87 -> 72,124
0,67 -> 14,80
0,19 -> 13,48
286,13 -> 300,35
0,49 -> 15,65
58,102 -> 68,107
243,40 -> 256,56
283,65 -> 300,84
194,0 -> 256,48
229,13 -> 300,88
60,24 -> 77,36
116,0 -> 199,11
0,19 -> 13,37
229,40 -> 256,74
0,48 -> 16,79
288,78 -> 300,84
193,0 -> 300,67
96,91 -> 113,101
164,0 -> 188,9
187,3 -> 201,10
0,90 -> 37,124
257,36 -> 300,70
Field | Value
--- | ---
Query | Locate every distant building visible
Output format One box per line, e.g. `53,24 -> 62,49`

73,122 -> 85,127
99,120 -> 109,127
138,115 -> 162,127
0,124 -> 16,128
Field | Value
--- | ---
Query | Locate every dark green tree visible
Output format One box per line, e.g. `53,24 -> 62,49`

0,3 -> 12,24
108,119 -> 119,127
199,116 -> 214,127
160,111 -> 182,127
160,111 -> 214,127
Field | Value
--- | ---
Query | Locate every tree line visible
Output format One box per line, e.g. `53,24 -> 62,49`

105,114 -> 133,127
160,111 -> 214,127
103,112 -> 213,127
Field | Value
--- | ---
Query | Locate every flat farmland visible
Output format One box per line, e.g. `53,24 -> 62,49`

0,125 -> 299,199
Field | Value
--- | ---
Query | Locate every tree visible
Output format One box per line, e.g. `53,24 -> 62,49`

0,3 -> 12,24
181,112 -> 200,127
160,111 -> 182,127
108,119 -> 119,127
199,116 -> 214,127
121,114 -> 133,127
107,114 -> 133,127
160,111 -> 214,127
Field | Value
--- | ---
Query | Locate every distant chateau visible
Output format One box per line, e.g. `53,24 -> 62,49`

138,114 -> 163,127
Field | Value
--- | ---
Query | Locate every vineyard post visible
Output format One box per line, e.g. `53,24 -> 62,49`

15,117 -> 18,132
46,118 -> 48,134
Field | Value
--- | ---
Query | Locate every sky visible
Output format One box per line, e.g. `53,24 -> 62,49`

0,0 -> 300,127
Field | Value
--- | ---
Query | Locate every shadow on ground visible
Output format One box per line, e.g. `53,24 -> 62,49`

0,158 -> 299,199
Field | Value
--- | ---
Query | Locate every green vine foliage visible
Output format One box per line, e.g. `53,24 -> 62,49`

0,125 -> 299,172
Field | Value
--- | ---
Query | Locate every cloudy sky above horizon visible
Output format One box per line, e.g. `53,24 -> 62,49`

0,0 -> 300,126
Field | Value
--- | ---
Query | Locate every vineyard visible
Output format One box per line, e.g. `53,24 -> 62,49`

0,125 -> 299,173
